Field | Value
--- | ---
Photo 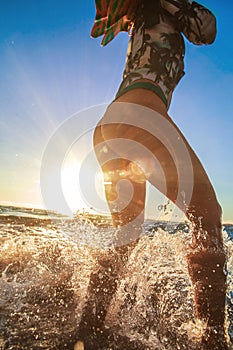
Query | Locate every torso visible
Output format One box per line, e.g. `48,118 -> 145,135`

117,9 -> 185,107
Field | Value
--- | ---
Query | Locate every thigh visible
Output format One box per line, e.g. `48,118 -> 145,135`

93,99 -> 220,227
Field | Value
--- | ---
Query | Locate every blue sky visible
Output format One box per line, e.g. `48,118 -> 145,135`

0,1 -> 232,222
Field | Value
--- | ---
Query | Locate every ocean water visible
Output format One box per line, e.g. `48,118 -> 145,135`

0,205 -> 233,350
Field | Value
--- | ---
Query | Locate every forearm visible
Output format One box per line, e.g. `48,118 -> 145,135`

160,0 -> 217,44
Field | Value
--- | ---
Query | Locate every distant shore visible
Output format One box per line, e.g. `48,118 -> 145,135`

0,215 -> 58,227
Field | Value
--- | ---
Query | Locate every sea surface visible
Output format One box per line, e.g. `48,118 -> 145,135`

0,205 -> 233,350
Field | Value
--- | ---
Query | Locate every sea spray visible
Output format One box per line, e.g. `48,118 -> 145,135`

0,210 -> 232,349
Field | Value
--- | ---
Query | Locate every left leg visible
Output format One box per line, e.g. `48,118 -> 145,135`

78,126 -> 147,343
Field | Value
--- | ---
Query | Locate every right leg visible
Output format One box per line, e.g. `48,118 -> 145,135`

139,112 -> 227,348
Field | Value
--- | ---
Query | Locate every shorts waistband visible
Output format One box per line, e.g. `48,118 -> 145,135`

115,81 -> 168,108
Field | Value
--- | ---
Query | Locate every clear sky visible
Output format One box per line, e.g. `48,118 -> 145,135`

0,1 -> 232,222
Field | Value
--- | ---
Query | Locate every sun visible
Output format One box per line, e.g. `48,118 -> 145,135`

61,149 -> 110,216
61,158 -> 88,214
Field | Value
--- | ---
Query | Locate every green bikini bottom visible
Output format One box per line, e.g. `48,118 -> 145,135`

115,81 -> 168,108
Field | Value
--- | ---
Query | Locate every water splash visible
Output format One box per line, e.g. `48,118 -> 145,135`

0,214 -> 232,349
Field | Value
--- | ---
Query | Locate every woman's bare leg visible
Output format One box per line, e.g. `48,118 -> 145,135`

77,147 -> 146,344
78,88 -> 227,348
143,125 -> 227,348
98,139 -> 226,348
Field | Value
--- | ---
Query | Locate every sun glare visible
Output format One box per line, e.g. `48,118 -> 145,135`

61,149 -> 109,215
61,160 -> 87,214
